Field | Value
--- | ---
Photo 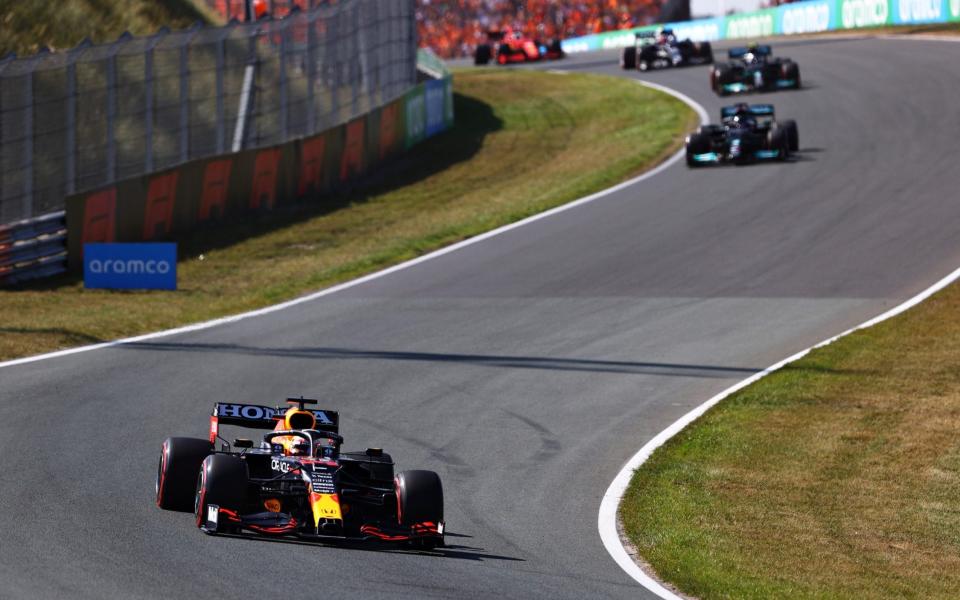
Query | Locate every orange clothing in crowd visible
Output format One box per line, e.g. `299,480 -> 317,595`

416,0 -> 664,58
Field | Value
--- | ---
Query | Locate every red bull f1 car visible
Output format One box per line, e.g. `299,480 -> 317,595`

686,103 -> 799,167
620,28 -> 713,71
474,28 -> 564,66
711,44 -> 801,95
156,398 -> 444,548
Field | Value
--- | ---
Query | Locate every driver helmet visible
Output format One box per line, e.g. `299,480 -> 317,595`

657,27 -> 674,43
743,42 -> 761,64
731,113 -> 756,129
292,439 -> 310,456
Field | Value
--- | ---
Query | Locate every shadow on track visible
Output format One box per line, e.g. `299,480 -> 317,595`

208,528 -> 524,563
121,340 -> 760,378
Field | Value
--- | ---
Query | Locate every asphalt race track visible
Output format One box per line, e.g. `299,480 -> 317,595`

3,38 -> 960,599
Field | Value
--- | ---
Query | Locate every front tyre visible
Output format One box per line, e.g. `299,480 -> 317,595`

620,46 -> 636,70
396,470 -> 444,546
195,454 -> 248,532
156,437 -> 211,511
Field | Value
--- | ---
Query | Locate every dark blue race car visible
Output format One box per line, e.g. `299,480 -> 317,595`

710,44 -> 801,95
685,103 -> 799,167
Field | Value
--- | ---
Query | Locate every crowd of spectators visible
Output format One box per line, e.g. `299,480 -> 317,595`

417,1 -> 665,59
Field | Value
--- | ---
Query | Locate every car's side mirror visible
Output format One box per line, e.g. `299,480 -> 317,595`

234,438 -> 254,449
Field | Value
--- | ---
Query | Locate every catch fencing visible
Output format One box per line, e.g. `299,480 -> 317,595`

0,0 -> 417,225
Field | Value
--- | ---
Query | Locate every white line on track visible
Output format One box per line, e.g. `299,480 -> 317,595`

598,262 -> 960,599
0,79 -> 704,371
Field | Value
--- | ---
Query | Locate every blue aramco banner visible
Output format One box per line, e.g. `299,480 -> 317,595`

84,243 -> 177,290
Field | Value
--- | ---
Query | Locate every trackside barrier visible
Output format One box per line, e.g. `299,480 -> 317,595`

63,51 -> 453,274
0,212 -> 67,285
560,0 -> 960,52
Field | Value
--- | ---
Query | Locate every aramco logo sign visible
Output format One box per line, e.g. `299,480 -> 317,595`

841,0 -> 889,27
84,243 -> 177,290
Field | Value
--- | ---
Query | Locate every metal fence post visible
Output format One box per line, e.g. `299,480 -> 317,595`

179,41 -> 189,162
215,36 -> 225,154
106,50 -> 117,184
144,44 -> 154,173
306,11 -> 316,134
65,58 -> 77,195
23,65 -> 34,218
279,21 -> 288,141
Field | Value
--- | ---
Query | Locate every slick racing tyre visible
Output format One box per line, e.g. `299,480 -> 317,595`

685,132 -> 711,167
700,41 -> 714,64
620,46 -> 637,70
396,470 -> 444,548
713,64 -> 734,95
156,437 -> 212,511
195,454 -> 248,532
474,44 -> 492,66
781,119 -> 799,152
768,125 -> 790,160
783,61 -> 801,89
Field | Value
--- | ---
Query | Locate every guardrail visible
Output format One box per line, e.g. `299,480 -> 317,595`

0,212 -> 67,286
561,0 -> 960,52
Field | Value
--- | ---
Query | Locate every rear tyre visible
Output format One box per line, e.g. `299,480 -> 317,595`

474,44 -> 491,66
620,46 -> 636,70
549,39 -> 564,58
195,454 -> 248,532
156,437 -> 212,511
783,61 -> 801,89
396,470 -> 444,527
781,119 -> 799,152
700,41 -> 714,64
768,126 -> 790,160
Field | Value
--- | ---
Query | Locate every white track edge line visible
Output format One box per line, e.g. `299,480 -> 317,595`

0,79 -> 703,371
597,267 -> 960,596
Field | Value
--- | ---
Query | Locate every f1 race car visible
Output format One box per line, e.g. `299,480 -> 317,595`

620,28 -> 713,71
474,28 -> 564,65
156,398 -> 445,548
686,103 -> 799,167
710,44 -> 801,95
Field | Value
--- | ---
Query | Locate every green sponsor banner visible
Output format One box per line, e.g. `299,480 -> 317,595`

403,84 -> 426,149
838,0 -> 892,28
725,8 -> 778,39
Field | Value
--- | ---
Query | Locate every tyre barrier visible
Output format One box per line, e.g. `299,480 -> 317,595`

0,212 -> 67,286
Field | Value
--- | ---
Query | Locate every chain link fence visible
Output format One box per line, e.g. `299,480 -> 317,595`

0,0 -> 417,225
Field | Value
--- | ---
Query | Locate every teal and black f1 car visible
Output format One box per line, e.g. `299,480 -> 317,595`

686,103 -> 798,167
710,44 -> 801,95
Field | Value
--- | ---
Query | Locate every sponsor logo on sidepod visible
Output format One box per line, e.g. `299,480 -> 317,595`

782,3 -> 831,34
841,0 -> 888,27
87,259 -> 171,275
898,0 -> 941,22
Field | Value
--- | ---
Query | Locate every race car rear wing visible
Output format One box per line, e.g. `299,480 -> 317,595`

728,45 -> 772,59
721,104 -> 775,119
209,401 -> 339,443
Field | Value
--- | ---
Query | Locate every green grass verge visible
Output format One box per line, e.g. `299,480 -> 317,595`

0,69 -> 696,361
622,281 -> 960,598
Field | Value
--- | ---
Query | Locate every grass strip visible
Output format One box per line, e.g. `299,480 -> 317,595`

622,279 -> 960,598
0,69 -> 696,361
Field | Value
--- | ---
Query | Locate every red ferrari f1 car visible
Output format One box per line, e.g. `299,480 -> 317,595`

474,28 -> 565,65
156,398 -> 445,548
